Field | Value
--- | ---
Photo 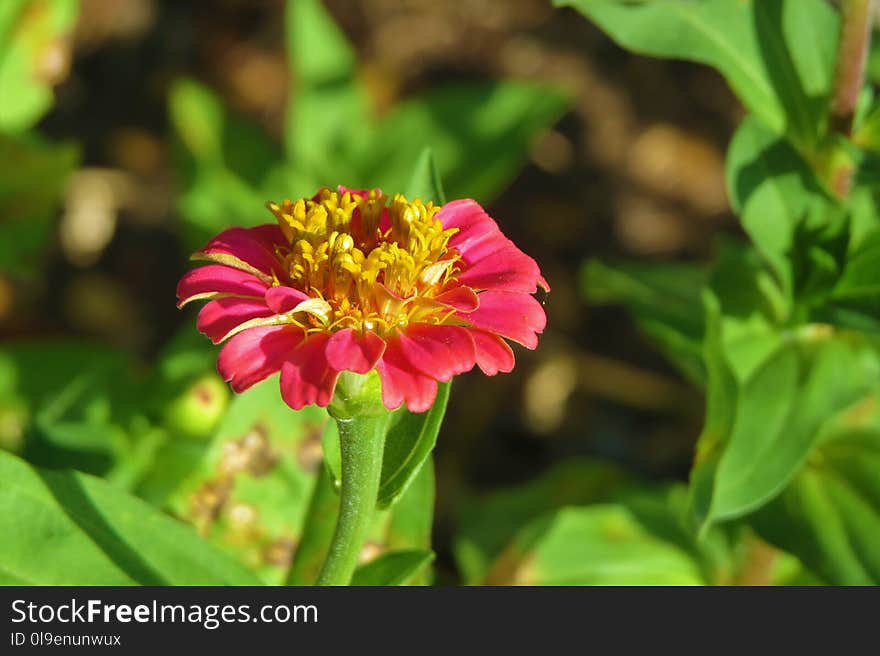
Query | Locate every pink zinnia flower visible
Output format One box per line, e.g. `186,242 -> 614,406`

176,187 -> 548,412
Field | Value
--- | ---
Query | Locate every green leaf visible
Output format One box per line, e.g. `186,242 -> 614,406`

725,115 -> 834,294
385,457 -> 434,552
581,258 -> 708,383
166,377 -> 330,584
556,0 -> 838,147
168,78 -> 225,163
377,382 -> 450,509
831,230 -> 880,300
689,309 -> 880,533
351,549 -> 434,586
805,226 -> 880,332
751,395 -> 880,584
0,133 -> 79,275
405,148 -> 446,203
0,0 -> 78,132
285,0 -> 356,88
707,240 -> 788,369
0,450 -> 262,585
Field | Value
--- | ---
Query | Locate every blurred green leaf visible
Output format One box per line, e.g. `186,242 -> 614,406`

283,0 -> 367,181
484,503 -> 706,585
351,549 -> 434,586
0,341 -> 144,475
285,0 -> 355,85
174,0 -> 568,248
364,82 -> 568,200
830,229 -> 880,300
0,133 -> 78,275
807,226 -> 880,333
0,0 -> 78,132
454,458 -> 630,584
385,457 -> 434,552
285,464 -> 339,585
557,0 -> 837,147
383,455 -> 435,585
751,398 -> 880,585
169,78 -> 283,249
0,450 -> 262,585
708,240 -> 788,374
689,302 -> 880,533
581,258 -> 708,384
405,147 -> 446,202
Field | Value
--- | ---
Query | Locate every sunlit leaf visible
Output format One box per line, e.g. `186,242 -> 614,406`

725,116 -> 835,295
689,299 -> 880,534
0,450 -> 262,585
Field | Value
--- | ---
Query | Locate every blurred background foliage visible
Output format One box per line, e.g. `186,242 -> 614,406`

1,0 -> 877,585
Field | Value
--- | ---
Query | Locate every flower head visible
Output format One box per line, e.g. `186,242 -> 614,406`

177,186 -> 548,412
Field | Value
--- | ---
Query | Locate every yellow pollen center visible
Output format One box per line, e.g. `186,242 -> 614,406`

266,188 -> 461,335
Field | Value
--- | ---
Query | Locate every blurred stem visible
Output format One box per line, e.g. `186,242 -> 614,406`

828,0 -> 874,197
831,0 -> 874,137
735,535 -> 779,586
315,372 -> 389,586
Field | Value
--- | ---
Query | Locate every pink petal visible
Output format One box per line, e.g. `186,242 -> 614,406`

456,243 -> 542,293
217,325 -> 303,393
439,199 -> 543,293
265,285 -> 310,314
197,225 -> 286,279
432,285 -> 479,312
396,324 -> 476,382
438,199 -> 498,252
376,339 -> 439,412
197,297 -> 274,344
325,329 -> 386,374
460,291 -> 546,349
177,265 -> 269,307
279,333 -> 340,409
469,329 -> 515,375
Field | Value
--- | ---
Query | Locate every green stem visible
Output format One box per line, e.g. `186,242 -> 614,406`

316,411 -> 389,586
